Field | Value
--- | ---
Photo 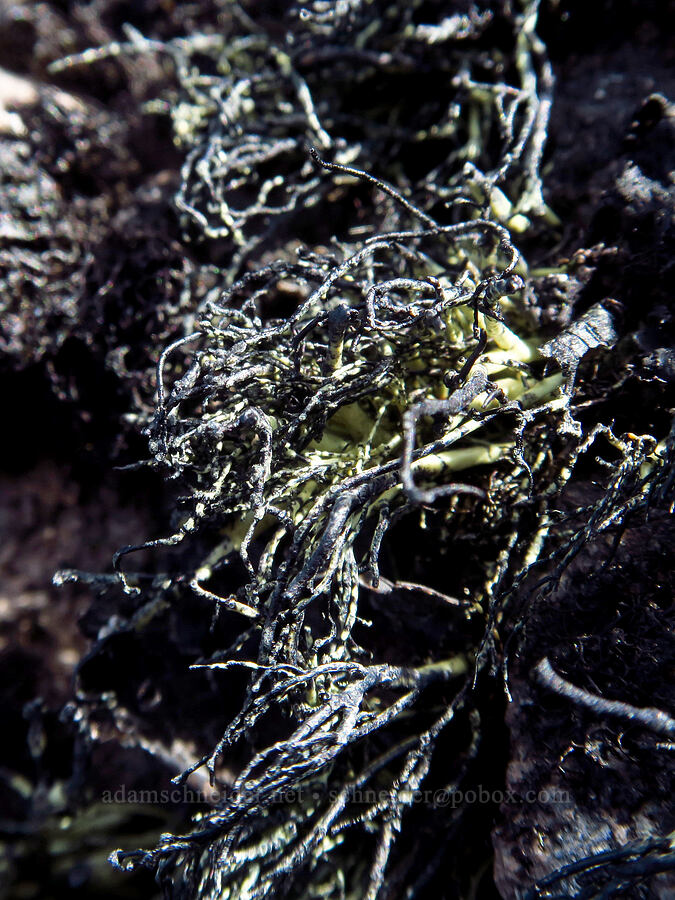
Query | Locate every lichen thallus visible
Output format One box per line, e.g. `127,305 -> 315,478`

109,151 -> 570,893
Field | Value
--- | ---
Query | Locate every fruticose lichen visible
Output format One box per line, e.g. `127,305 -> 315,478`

47,2 -> 674,898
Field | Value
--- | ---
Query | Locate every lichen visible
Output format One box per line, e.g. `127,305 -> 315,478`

45,2 -> 674,897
